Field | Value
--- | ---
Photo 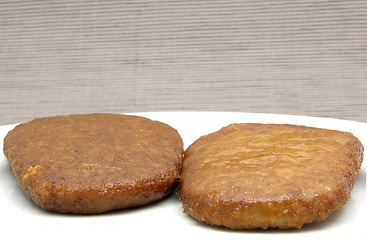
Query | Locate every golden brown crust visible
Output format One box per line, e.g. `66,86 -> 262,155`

180,123 -> 363,229
4,113 -> 183,214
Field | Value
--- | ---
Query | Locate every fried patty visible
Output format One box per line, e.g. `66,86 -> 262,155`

180,123 -> 363,229
3,113 -> 183,214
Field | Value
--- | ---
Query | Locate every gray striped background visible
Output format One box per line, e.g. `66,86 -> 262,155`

1,1 -> 366,124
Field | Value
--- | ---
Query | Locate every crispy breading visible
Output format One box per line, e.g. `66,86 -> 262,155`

4,113 -> 183,214
180,123 -> 363,229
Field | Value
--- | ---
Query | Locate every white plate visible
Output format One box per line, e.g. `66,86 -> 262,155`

0,112 -> 365,240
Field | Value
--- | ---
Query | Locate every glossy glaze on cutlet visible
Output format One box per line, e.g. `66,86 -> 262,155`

180,123 -> 363,229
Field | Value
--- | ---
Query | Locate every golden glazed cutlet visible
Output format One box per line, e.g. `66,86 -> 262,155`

3,113 -> 183,214
180,123 -> 364,229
